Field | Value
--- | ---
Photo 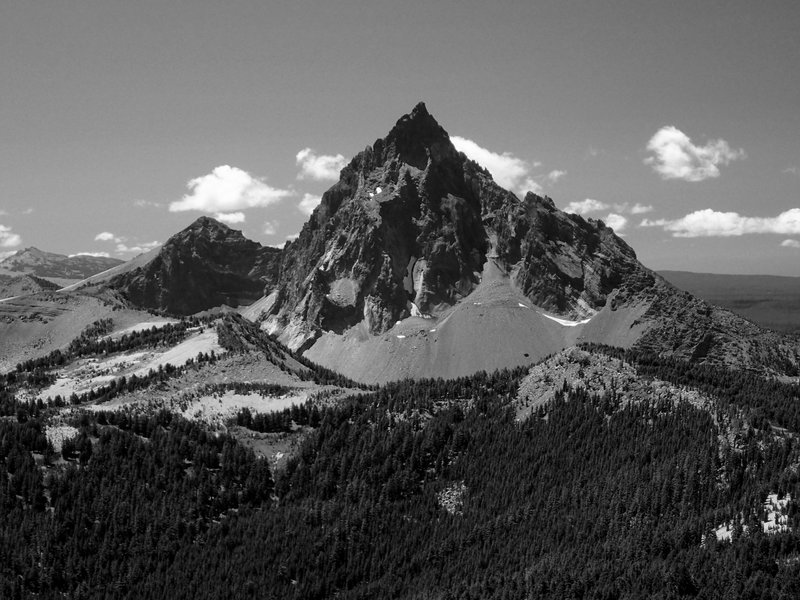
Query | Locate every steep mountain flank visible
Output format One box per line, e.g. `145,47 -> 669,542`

0,247 -> 123,279
108,217 -> 281,315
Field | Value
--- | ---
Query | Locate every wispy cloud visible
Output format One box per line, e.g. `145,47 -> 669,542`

94,231 -> 159,255
451,136 -> 543,196
0,224 -> 22,248
299,193 -> 322,216
134,199 -> 162,208
564,199 -> 609,215
641,208 -> 800,237
263,221 -> 278,235
169,165 -> 292,214
547,169 -> 567,183
115,241 -> 160,255
784,166 -> 799,175
296,149 -> 347,181
644,126 -> 745,181
214,212 -> 245,225
629,203 -> 653,215
69,252 -> 111,258
564,199 -> 652,217
95,231 -> 121,243
781,239 -> 800,248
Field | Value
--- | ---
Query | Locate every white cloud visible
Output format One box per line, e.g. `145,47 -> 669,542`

94,231 -> 160,255
641,208 -> 800,237
0,224 -> 21,248
69,252 -> 111,258
94,231 -> 121,243
565,199 -> 654,218
169,165 -> 292,213
214,211 -> 246,225
115,241 -> 160,255
630,203 -> 653,215
781,239 -> 800,248
547,169 -> 567,183
286,233 -> 300,242
263,221 -> 278,235
296,149 -> 347,181
451,136 -> 543,196
604,213 -> 628,234
299,193 -> 322,215
564,198 -> 609,215
644,126 -> 745,182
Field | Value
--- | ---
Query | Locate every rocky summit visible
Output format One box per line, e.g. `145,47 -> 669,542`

108,216 -> 281,315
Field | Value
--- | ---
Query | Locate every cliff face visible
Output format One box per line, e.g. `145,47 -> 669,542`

109,217 -> 281,315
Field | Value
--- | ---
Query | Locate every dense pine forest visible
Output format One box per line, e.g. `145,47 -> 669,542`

2,344 -> 800,598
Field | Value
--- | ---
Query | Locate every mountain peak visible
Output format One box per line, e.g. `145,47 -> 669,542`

376,102 -> 452,169
186,215 -> 231,231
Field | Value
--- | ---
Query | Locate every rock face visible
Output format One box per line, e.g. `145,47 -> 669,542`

0,247 -> 123,280
108,217 -> 281,315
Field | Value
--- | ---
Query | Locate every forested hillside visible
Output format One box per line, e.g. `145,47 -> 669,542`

1,347 -> 800,598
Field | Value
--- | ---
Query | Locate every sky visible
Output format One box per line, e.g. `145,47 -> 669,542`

1,0 -> 799,274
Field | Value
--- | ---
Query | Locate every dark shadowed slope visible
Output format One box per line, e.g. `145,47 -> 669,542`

107,217 -> 282,315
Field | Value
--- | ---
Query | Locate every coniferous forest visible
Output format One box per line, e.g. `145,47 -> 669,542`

1,347 -> 800,598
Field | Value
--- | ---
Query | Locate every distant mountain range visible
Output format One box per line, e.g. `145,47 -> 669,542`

0,247 -> 123,280
659,271 -> 800,333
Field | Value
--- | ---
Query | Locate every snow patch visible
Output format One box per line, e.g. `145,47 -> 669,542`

396,335 -> 406,339
540,312 -> 592,327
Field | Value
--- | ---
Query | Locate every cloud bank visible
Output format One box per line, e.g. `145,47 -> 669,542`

642,208 -> 800,237
169,165 -> 292,213
451,136 -> 543,196
296,149 -> 347,181
645,126 -> 745,182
